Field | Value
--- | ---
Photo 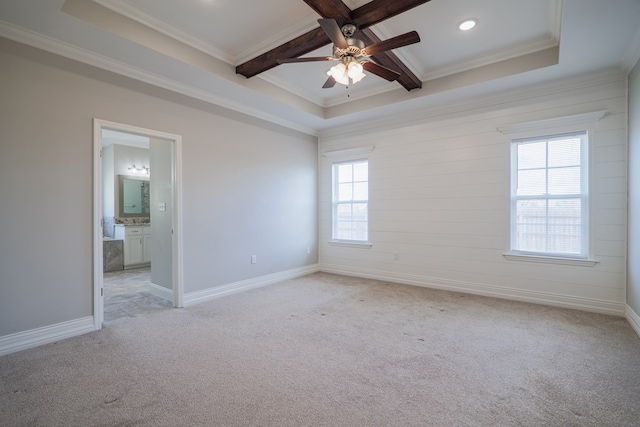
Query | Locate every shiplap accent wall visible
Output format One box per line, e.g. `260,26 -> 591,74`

319,71 -> 628,316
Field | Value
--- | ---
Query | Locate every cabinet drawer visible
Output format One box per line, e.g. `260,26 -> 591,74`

142,226 -> 151,235
125,226 -> 143,236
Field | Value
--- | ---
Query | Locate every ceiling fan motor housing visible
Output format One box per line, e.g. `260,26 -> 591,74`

334,37 -> 366,61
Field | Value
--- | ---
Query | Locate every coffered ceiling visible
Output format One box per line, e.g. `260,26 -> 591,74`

0,0 -> 639,135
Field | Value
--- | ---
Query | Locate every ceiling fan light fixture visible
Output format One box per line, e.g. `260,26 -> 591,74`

330,62 -> 346,79
348,61 -> 363,79
331,60 -> 366,86
458,18 -> 477,31
330,63 -> 350,86
351,71 -> 366,84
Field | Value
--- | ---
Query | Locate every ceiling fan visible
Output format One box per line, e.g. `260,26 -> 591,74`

277,19 -> 420,89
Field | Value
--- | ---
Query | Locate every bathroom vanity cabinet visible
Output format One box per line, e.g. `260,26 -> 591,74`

114,224 -> 151,269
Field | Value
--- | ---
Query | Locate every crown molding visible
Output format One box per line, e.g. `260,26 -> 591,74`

92,0 -> 235,64
234,15 -> 321,65
423,36 -> 558,81
258,73 -> 324,108
0,21 -> 318,136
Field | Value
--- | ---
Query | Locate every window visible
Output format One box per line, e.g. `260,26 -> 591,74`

332,159 -> 368,242
510,131 -> 588,258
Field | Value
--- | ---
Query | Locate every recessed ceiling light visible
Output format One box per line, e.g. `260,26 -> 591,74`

458,19 -> 477,31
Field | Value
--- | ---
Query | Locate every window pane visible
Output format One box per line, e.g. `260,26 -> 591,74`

337,164 -> 353,183
351,221 -> 368,241
548,198 -> 581,251
548,167 -> 580,195
515,199 -> 547,252
518,141 -> 546,169
548,197 -> 582,255
336,203 -> 352,220
548,198 -> 581,219
352,203 -> 368,222
353,162 -> 368,181
353,182 -> 368,200
516,199 -> 547,224
338,183 -> 353,201
517,169 -> 546,196
335,221 -> 352,240
515,224 -> 547,252
548,138 -> 580,167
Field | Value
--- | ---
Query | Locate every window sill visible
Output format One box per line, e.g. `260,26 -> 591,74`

328,240 -> 373,249
503,253 -> 598,267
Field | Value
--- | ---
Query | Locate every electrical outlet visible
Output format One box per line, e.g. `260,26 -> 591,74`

394,253 -> 400,261
251,255 -> 257,264
306,247 -> 311,254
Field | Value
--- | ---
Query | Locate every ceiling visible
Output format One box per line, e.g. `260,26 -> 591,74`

1,0 -> 639,136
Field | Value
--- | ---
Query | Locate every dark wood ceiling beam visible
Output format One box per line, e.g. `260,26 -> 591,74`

352,0 -> 433,29
236,27 -> 330,78
358,28 -> 421,91
236,0 -> 427,91
303,0 -> 351,22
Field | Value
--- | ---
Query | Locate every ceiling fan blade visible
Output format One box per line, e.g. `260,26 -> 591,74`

318,19 -> 348,49
364,31 -> 420,56
277,56 -> 335,64
322,76 -> 337,88
363,61 -> 402,81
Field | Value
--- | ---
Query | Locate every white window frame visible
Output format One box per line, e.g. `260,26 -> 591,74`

332,159 -> 369,243
324,146 -> 374,248
509,131 -> 589,260
497,111 -> 607,267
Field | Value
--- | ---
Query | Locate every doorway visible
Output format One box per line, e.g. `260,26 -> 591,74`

93,119 -> 183,330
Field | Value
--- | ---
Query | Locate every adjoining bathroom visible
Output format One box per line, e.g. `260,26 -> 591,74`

101,129 -> 173,323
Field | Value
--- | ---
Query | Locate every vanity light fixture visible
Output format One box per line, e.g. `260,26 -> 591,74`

128,164 -> 150,175
458,18 -> 477,31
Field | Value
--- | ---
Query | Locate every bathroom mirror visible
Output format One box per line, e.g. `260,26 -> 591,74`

118,175 -> 150,217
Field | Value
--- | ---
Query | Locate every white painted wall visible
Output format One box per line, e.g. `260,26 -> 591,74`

0,38 -> 317,338
628,60 -> 640,316
319,70 -> 628,316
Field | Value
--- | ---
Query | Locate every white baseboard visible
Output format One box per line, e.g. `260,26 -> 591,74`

150,282 -> 173,302
319,264 -> 626,317
626,305 -> 640,338
184,264 -> 320,307
0,317 -> 95,356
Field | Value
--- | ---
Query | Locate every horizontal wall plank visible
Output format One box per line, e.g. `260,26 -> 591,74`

319,73 -> 627,312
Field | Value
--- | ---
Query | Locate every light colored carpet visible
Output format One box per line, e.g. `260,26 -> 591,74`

1,272 -> 639,426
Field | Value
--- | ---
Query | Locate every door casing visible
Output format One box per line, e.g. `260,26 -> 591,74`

93,118 -> 184,330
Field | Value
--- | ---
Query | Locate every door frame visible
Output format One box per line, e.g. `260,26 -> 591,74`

93,118 -> 184,330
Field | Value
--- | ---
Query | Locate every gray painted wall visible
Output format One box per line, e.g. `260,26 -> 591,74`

150,138 -> 173,291
628,61 -> 640,315
0,38 -> 317,337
